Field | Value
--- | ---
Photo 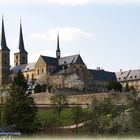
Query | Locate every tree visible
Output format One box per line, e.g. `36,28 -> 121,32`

71,106 -> 84,133
127,91 -> 140,135
34,83 -> 41,93
4,71 -> 38,134
87,97 -> 127,135
107,115 -> 131,136
41,84 -> 47,92
124,83 -> 130,92
50,93 -> 67,117
106,81 -> 122,92
43,117 -> 61,134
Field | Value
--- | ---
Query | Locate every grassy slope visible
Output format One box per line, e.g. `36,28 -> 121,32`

37,107 -> 90,126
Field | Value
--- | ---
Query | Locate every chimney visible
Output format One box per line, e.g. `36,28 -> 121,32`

97,67 -> 100,71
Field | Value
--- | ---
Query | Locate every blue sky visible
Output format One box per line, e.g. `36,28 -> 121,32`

0,0 -> 140,72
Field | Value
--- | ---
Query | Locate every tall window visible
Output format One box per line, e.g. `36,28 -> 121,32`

37,69 -> 39,75
16,55 -> 18,59
42,68 -> 44,74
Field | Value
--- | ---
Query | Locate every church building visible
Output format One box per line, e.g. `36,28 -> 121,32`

0,17 -> 120,92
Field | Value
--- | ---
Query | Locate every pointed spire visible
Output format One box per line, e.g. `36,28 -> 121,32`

18,19 -> 27,53
56,31 -> 61,59
57,31 -> 60,51
0,15 -> 10,51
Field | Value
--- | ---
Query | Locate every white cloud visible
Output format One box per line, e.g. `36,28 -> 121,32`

31,26 -> 93,42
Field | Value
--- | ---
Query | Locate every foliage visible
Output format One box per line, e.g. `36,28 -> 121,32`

71,106 -> 84,133
127,91 -> 140,135
47,84 -> 53,93
41,84 -> 47,92
34,83 -> 41,93
107,115 -> 131,136
106,81 -> 122,92
129,86 -> 136,92
4,71 -> 38,134
50,93 -> 67,117
124,83 -> 130,92
34,84 -> 47,93
124,83 -> 136,92
87,97 -> 128,136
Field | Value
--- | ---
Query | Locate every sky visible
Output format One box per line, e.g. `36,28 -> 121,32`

0,0 -> 140,72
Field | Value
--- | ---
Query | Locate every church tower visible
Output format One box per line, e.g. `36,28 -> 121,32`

14,20 -> 28,66
56,31 -> 61,59
0,16 -> 10,86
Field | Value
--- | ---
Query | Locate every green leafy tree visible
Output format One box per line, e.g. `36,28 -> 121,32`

71,106 -> 84,133
129,86 -> 136,92
50,93 -> 67,117
106,81 -> 122,92
4,71 -> 38,134
107,115 -> 131,136
124,83 -> 130,92
127,91 -> 140,135
87,97 -> 127,135
34,83 -> 41,93
41,84 -> 47,92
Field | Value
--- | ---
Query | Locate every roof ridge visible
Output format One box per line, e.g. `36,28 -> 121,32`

60,54 -> 79,59
41,55 -> 56,59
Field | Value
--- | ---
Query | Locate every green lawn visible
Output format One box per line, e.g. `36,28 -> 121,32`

37,107 -> 91,127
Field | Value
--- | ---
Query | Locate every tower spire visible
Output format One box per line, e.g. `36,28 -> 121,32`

56,31 -> 61,59
14,19 -> 28,66
0,15 -> 10,51
18,19 -> 27,53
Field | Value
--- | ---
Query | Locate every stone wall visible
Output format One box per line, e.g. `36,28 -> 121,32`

31,92 -> 127,107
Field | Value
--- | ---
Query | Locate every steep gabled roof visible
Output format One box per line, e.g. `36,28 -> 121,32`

41,55 -> 58,65
0,17 -> 10,51
116,69 -> 140,82
58,54 -> 85,66
10,62 -> 35,73
38,54 -> 85,66
89,69 -> 116,81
